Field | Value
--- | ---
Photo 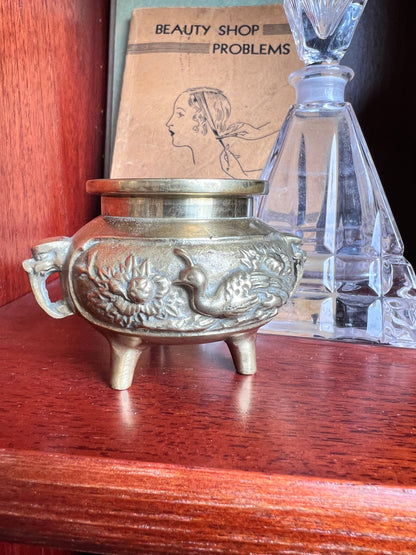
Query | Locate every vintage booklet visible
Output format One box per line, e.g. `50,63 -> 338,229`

110,4 -> 301,180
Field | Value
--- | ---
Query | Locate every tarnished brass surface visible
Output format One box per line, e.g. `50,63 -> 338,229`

24,179 -> 304,390
86,178 -> 268,196
92,178 -> 266,219
100,196 -> 253,219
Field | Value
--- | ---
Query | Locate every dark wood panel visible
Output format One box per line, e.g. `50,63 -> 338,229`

344,0 -> 415,266
0,1 -> 109,307
0,542 -> 73,554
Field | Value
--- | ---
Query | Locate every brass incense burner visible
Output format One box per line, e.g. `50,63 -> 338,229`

23,179 -> 304,389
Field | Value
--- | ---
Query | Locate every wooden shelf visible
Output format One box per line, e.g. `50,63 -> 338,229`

1,290 -> 416,553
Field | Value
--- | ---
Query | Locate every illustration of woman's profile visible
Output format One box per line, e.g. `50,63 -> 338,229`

166,87 -> 277,178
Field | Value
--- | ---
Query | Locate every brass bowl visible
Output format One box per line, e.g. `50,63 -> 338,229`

23,179 -> 305,389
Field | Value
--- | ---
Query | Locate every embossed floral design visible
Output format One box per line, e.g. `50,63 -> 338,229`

77,250 -> 184,328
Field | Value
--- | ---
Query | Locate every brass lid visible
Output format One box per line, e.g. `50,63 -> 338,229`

86,178 -> 268,197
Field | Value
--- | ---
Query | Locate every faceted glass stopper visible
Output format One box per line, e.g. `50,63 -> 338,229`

284,0 -> 368,64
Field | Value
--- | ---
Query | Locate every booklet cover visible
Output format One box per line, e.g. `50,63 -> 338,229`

111,4 -> 301,179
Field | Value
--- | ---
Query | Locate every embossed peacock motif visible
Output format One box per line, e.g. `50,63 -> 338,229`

174,243 -> 297,321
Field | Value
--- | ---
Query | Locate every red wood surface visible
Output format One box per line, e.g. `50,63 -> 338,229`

0,290 -> 416,552
1,450 -> 416,554
0,1 -> 109,307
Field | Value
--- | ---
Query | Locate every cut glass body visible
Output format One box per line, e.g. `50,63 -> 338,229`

258,0 -> 416,346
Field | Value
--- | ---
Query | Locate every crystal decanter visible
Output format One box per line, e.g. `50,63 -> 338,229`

258,0 -> 416,346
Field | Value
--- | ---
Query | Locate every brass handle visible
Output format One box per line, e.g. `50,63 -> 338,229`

23,237 -> 75,319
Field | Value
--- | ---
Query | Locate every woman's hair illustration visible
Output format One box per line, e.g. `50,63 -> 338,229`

185,87 -> 232,140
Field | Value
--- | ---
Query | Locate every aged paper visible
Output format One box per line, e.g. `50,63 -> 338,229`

111,4 -> 301,179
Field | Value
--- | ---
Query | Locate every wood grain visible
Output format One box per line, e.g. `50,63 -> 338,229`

0,449 -> 416,554
0,1 -> 109,307
1,290 -> 416,552
2,288 -> 416,483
